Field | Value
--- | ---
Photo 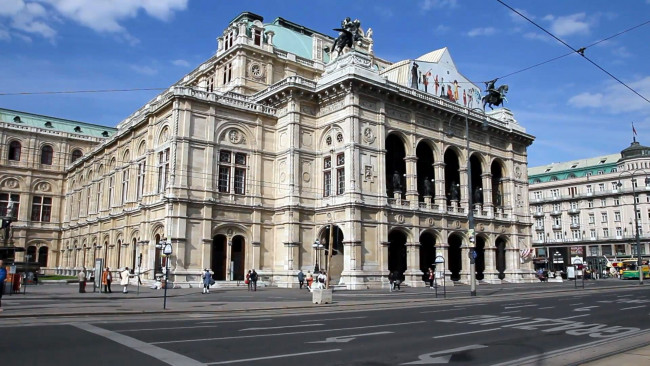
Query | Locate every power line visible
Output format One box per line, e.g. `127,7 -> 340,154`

496,0 -> 650,105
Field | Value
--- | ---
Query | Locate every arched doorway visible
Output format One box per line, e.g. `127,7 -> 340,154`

496,236 -> 507,280
444,149 -> 461,205
385,134 -> 406,198
475,236 -> 486,280
26,246 -> 37,263
388,230 -> 407,280
491,160 -> 505,208
448,233 -> 463,281
231,235 -> 246,281
154,234 -> 162,274
470,154 -> 483,207
38,247 -> 49,267
131,238 -> 137,271
419,232 -> 436,282
319,226 -> 344,282
416,142 -> 435,201
211,235 -> 227,280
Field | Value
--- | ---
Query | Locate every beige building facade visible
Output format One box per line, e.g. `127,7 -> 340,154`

3,12 -> 536,288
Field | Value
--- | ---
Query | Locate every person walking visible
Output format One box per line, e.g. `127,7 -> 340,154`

202,269 -> 212,294
245,270 -> 252,291
297,270 -> 305,289
250,269 -> 258,291
317,271 -> 326,289
78,267 -> 87,293
393,272 -> 401,291
428,267 -> 435,289
0,259 -> 7,312
120,267 -> 131,294
101,267 -> 112,293
306,271 -> 313,290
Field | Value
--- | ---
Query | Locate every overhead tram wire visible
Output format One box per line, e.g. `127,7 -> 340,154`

496,20 -> 650,80
496,0 -> 650,105
0,88 -> 167,96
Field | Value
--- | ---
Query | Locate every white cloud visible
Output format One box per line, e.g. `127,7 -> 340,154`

171,59 -> 190,67
523,32 -> 550,42
434,24 -> 450,34
0,28 -> 10,41
467,27 -> 496,37
543,12 -> 591,37
568,76 -> 650,113
130,64 -> 158,76
420,0 -> 457,11
508,8 -> 535,24
0,0 -> 188,43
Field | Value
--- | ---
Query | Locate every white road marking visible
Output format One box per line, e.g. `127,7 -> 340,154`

198,319 -> 272,324
501,310 -> 521,314
620,305 -> 646,310
301,316 -> 366,322
569,303 -> 583,306
504,304 -> 537,309
116,325 -> 220,332
401,344 -> 488,365
574,306 -> 599,312
308,331 -> 393,343
151,321 -> 426,345
420,309 -> 466,314
240,324 -> 322,331
559,314 -> 590,320
207,349 -> 341,365
433,328 -> 499,339
538,307 -> 555,310
73,323 -> 205,366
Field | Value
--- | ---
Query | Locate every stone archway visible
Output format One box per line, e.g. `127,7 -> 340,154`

211,234 -> 228,280
318,225 -> 344,282
388,230 -> 407,280
444,149 -> 461,205
496,236 -> 507,280
448,233 -> 463,281
419,231 -> 436,282
231,235 -> 246,281
475,236 -> 486,280
385,134 -> 407,198
416,142 -> 435,201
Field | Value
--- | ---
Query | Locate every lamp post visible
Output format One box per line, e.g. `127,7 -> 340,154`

553,251 -> 563,276
136,240 -> 147,295
156,239 -> 172,309
447,107 -> 488,296
617,171 -> 649,285
312,239 -> 323,272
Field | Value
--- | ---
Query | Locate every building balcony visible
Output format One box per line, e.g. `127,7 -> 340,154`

568,208 -> 580,215
550,210 -> 562,216
570,223 -> 580,229
533,211 -> 545,218
535,225 -> 545,231
552,224 -> 562,230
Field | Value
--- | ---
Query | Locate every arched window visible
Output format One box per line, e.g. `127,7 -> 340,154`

38,247 -> 49,267
8,141 -> 21,161
41,145 -> 53,165
26,246 -> 37,262
71,149 -> 83,163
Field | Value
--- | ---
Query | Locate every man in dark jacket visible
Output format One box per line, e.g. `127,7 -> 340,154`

250,269 -> 258,291
297,270 -> 305,289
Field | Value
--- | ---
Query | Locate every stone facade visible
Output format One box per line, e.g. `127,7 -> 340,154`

2,12 -> 536,287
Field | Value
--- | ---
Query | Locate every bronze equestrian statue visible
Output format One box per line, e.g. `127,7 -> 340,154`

482,78 -> 509,110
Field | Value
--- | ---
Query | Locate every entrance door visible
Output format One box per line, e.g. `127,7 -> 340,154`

231,236 -> 245,281
211,235 -> 227,280
496,237 -> 507,280
419,232 -> 436,282
388,230 -> 407,280
476,236 -> 486,281
448,234 -> 463,281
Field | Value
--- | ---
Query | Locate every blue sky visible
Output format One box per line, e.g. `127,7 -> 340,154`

1,0 -> 649,167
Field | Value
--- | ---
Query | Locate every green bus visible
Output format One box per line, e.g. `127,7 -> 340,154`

619,260 -> 650,280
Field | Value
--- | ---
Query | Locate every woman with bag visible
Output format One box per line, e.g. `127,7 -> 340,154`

101,267 -> 112,293
245,270 -> 251,291
428,267 -> 435,289
202,269 -> 212,294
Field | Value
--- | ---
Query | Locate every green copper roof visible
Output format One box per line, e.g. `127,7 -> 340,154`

265,17 -> 332,63
528,153 -> 620,183
0,108 -> 116,138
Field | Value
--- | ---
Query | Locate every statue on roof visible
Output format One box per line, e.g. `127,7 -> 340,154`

331,17 -> 364,58
482,78 -> 509,110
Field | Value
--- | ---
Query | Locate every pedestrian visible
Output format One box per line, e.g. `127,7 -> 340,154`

0,259 -> 6,312
388,271 -> 394,292
317,271 -> 326,289
306,270 -> 313,290
121,267 -> 131,293
102,267 -> 112,293
245,270 -> 251,291
78,267 -> 87,293
202,269 -> 212,294
392,271 -> 401,291
428,267 -> 435,289
297,269 -> 305,289
250,269 -> 258,291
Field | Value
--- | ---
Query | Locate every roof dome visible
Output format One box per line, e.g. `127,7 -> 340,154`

619,141 -> 650,161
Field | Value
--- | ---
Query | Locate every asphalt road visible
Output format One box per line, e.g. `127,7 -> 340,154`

3,285 -> 650,365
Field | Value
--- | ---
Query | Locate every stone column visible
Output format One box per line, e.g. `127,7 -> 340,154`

459,166 -> 468,213
405,241 -> 423,287
380,241 -> 389,286
482,172 -> 493,216
202,239 -> 212,271
437,237 -> 452,286
483,245 -> 499,283
225,238 -> 232,281
341,240 -> 364,289
434,161 -> 446,209
405,155 -> 418,205
251,241 -> 261,272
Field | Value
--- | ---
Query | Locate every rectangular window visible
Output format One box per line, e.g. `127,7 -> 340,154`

122,169 -> 129,203
614,197 -> 620,205
550,189 -> 559,198
586,185 -> 592,193
571,215 -> 579,224
31,196 -> 52,222
536,218 -> 544,228
570,201 -> 578,209
323,171 -> 331,197
598,183 -> 605,191
96,182 -> 102,211
572,230 -> 580,239
590,229 -> 596,238
337,168 -> 345,195
553,203 -> 561,211
253,29 -> 262,46
533,191 -> 541,200
602,245 -> 612,255
589,214 -> 595,224
234,168 -> 245,194
589,246 -> 599,256
553,217 -> 561,226
614,211 -> 621,222
588,200 -> 594,208
537,232 -> 544,241
157,148 -> 170,193
601,212 -> 608,223
612,182 -> 618,190
603,228 -> 609,237
137,161 -> 145,200
555,231 -> 563,240
0,193 -> 20,219
223,62 -> 232,84
616,227 -> 623,237
218,166 -> 230,193
108,176 -> 114,207
568,187 -> 577,196
601,198 -> 607,207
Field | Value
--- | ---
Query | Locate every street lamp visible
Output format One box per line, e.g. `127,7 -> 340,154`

617,171 -> 650,285
312,239 -> 324,272
447,107 -> 488,296
156,239 -> 172,309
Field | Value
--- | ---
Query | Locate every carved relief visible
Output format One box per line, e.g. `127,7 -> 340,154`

454,220 -> 461,229
386,107 -> 409,121
395,214 -> 405,224
362,127 -> 376,144
3,178 -> 19,189
363,165 -> 374,182
319,101 -> 345,116
248,61 -> 265,80
279,132 -> 288,148
301,105 -> 316,116
38,182 -> 51,192
228,129 -> 244,144
360,99 -> 377,110
301,132 -> 313,147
